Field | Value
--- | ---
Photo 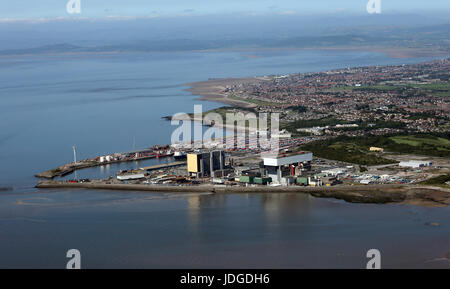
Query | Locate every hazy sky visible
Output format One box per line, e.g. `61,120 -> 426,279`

1,0 -> 449,20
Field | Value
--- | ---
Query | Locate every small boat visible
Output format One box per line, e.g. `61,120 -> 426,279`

174,151 -> 187,160
117,173 -> 146,181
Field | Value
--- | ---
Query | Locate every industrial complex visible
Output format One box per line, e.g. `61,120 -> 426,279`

35,137 -> 448,191
110,147 -> 317,188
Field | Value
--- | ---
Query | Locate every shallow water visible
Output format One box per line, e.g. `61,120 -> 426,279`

0,190 -> 449,268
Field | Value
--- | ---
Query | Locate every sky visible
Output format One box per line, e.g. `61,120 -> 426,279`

0,0 -> 449,21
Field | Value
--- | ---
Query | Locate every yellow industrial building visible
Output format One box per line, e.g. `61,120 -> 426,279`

369,147 -> 384,152
187,151 -> 225,177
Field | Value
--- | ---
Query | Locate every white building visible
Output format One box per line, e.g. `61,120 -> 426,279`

399,160 -> 432,168
321,168 -> 348,177
296,127 -> 326,136
335,124 -> 358,128
271,129 -> 292,138
263,152 -> 313,184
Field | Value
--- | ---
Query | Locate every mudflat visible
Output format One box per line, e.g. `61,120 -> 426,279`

36,181 -> 450,207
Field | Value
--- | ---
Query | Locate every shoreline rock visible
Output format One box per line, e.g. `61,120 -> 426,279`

35,181 -> 450,207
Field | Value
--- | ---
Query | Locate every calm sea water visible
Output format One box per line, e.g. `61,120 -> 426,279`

0,50 -> 448,268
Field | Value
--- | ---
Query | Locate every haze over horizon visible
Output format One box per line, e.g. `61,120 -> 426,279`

0,1 -> 448,55
0,13 -> 449,53
1,0 -> 450,21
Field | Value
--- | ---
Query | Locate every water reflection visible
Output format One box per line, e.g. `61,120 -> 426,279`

187,193 -> 227,237
184,193 -> 321,244
260,193 -> 315,222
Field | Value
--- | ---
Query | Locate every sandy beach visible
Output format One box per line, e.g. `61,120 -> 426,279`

185,77 -> 267,108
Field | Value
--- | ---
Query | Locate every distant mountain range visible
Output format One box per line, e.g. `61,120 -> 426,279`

0,16 -> 449,56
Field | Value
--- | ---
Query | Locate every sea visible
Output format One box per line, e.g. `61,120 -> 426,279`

0,49 -> 448,268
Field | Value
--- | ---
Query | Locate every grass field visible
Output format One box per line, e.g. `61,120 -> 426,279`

390,136 -> 450,152
303,133 -> 450,162
369,134 -> 450,157
228,94 -> 282,106
331,82 -> 450,96
410,83 -> 450,91
302,140 -> 396,166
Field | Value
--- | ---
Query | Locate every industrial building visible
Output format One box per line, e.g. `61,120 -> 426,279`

321,167 -> 349,177
369,147 -> 384,152
262,152 -> 313,184
399,160 -> 433,168
187,150 -> 226,178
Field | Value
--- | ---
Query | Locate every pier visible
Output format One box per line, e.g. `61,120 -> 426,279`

140,161 -> 187,172
35,146 -> 175,179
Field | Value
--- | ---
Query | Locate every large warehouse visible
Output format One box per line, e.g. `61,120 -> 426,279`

263,152 -> 313,184
399,160 -> 433,168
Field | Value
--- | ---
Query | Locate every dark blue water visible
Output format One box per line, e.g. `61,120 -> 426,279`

0,50 -> 448,268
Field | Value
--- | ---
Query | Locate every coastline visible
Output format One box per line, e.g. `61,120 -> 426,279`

184,77 -> 267,108
36,181 -> 450,207
3,46 -> 448,59
193,46 -> 450,59
183,55 -> 450,108
35,55 -> 450,209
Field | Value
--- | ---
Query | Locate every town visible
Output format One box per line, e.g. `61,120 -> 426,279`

221,59 -> 449,137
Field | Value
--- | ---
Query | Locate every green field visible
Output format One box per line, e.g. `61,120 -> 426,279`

331,133 -> 450,157
302,133 -> 450,164
281,117 -> 348,131
410,82 -> 450,91
228,94 -> 282,106
331,82 -> 450,96
301,140 -> 396,166
390,136 -> 450,152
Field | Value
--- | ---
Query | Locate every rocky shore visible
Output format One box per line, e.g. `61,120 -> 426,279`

36,181 -> 450,207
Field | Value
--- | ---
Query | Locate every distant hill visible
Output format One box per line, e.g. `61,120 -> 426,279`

0,43 -> 84,55
1,22 -> 449,56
